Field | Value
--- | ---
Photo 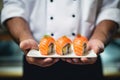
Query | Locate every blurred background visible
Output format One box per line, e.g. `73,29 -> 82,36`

0,0 -> 120,80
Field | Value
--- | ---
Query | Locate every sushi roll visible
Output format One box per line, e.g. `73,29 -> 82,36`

39,35 -> 55,55
55,36 -> 72,55
73,34 -> 88,56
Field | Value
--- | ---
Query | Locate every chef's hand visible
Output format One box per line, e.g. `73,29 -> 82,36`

20,39 -> 59,67
61,39 -> 104,65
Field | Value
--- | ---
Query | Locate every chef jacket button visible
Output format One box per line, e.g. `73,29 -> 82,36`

51,33 -> 54,36
50,0 -> 53,2
72,14 -> 76,18
50,17 -> 54,20
72,33 -> 76,36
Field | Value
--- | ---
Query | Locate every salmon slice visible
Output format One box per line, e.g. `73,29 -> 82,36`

55,36 -> 72,55
39,35 -> 55,55
73,34 -> 88,56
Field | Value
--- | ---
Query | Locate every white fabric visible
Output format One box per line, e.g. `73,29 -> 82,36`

1,0 -> 120,41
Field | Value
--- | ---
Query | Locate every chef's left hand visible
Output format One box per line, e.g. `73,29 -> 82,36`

61,39 -> 104,65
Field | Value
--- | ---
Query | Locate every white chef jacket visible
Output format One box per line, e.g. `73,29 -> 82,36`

1,0 -> 120,42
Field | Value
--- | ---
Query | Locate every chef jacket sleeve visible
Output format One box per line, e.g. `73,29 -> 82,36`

96,0 -> 120,27
1,0 -> 28,24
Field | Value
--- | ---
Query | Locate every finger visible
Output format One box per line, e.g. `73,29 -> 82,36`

20,40 -> 30,51
20,39 -> 38,54
36,58 -> 53,67
20,39 -> 38,50
81,57 -> 97,64
42,58 -> 59,65
40,58 -> 59,67
26,57 -> 47,64
43,58 -> 59,63
53,58 -> 59,63
61,58 -> 66,61
97,46 -> 104,54
92,46 -> 104,55
62,58 -> 82,64
26,56 -> 37,65
43,58 -> 53,63
26,56 -> 45,67
81,57 -> 88,63
63,58 -> 87,65
72,58 -> 80,63
26,57 -> 59,67
87,39 -> 104,55
66,58 -> 73,63
70,58 -> 83,65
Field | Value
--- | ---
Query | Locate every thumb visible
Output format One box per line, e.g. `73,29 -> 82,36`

87,39 -> 104,55
20,39 -> 38,54
91,45 -> 104,55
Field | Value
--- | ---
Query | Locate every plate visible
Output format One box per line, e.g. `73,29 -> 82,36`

27,49 -> 97,58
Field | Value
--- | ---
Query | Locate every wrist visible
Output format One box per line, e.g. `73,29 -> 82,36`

90,20 -> 118,46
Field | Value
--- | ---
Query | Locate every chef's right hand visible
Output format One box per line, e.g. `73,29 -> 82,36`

19,39 -> 59,67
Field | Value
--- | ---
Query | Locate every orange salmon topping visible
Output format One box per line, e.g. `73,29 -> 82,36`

39,35 -> 55,55
73,35 -> 88,56
55,36 -> 72,55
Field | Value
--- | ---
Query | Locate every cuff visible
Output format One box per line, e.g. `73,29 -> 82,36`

96,8 -> 120,27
